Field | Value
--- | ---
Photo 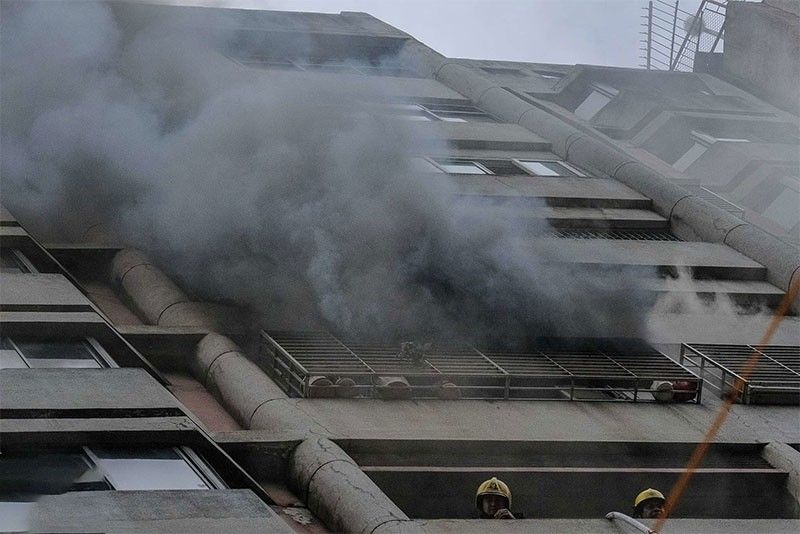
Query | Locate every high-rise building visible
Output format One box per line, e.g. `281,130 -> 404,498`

1,2 -> 798,533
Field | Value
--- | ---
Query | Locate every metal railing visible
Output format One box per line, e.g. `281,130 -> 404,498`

641,0 -> 728,71
550,229 -> 681,241
261,330 -> 703,403
680,343 -> 800,404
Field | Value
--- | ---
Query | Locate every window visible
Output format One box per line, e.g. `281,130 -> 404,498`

481,66 -> 528,77
296,63 -> 358,73
231,54 -> 420,77
513,159 -> 585,177
418,157 -> 588,176
410,158 -> 444,173
355,65 -> 417,77
574,83 -> 618,120
85,448 -> 216,491
387,103 -> 495,123
387,104 -> 435,121
0,448 -> 222,493
0,338 -> 113,369
533,70 -> 564,81
0,248 -> 36,273
430,158 -> 491,174
673,130 -> 751,172
0,500 -> 35,532
424,103 -> 496,123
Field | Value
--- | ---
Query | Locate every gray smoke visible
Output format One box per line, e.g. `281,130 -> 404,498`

1,1 -> 651,345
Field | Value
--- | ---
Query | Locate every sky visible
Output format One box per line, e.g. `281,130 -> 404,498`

159,0 -> 705,68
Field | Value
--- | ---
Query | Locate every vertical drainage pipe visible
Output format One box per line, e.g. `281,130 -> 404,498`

290,437 -> 424,534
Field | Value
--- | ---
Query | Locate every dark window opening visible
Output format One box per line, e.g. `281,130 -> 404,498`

0,248 -> 36,273
0,337 -> 114,369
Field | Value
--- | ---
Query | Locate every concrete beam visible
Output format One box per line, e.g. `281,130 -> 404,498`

290,437 -> 423,534
29,489 -> 292,533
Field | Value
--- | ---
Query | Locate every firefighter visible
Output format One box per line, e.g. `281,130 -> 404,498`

633,488 -> 666,519
476,477 -> 515,519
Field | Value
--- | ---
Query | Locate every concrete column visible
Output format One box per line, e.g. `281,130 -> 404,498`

110,249 -> 216,327
398,40 -> 800,293
194,334 -> 323,438
290,437 -> 424,534
762,442 -> 800,506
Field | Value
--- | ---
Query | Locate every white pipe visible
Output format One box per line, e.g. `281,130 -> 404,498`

605,511 -> 657,533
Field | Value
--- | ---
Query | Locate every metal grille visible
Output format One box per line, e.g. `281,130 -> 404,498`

549,229 -> 680,241
680,343 -> 800,404
640,0 -> 727,72
261,331 -> 702,402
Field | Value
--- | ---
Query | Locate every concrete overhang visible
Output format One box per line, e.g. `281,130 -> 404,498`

0,273 -> 94,312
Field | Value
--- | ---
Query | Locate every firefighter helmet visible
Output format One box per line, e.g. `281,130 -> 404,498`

476,477 -> 511,510
634,488 -> 665,509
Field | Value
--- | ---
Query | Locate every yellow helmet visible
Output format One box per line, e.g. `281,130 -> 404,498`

634,488 -> 665,509
476,477 -> 511,509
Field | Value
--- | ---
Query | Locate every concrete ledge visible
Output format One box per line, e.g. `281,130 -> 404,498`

29,489 -> 292,533
763,442 -> 800,506
0,273 -> 93,312
0,368 -> 179,413
415,518 -> 800,533
290,437 -> 423,534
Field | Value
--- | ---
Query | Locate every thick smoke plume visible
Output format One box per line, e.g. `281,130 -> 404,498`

1,1 -> 651,345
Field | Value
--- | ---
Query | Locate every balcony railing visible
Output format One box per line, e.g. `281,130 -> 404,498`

261,330 -> 703,403
680,343 -> 800,404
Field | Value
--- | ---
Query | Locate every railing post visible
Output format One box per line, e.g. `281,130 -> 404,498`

647,1 -> 653,70
669,0 -> 679,70
694,10 -> 704,67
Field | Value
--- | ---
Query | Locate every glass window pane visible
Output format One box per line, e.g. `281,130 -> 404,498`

0,349 -> 28,369
386,104 -> 432,121
26,358 -> 102,369
673,142 -> 708,172
0,453 -> 94,493
14,340 -> 97,363
0,249 -> 23,273
410,158 -> 443,173
574,90 -> 612,120
517,160 -> 576,176
91,448 -> 209,490
433,160 -> 488,174
0,501 -> 33,532
436,114 -> 469,123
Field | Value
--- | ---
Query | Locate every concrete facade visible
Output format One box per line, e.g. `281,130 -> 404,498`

724,0 -> 800,115
1,4 -> 799,534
